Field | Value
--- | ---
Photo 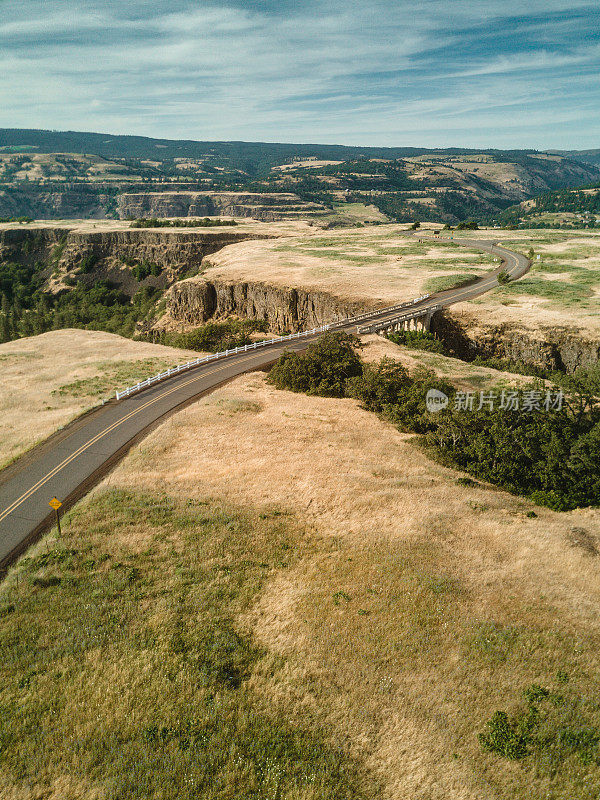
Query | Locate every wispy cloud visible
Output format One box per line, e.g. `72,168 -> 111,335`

0,0 -> 598,147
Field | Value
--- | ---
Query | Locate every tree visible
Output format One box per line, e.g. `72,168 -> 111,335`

0,313 -> 10,343
268,332 -> 362,397
346,357 -> 409,412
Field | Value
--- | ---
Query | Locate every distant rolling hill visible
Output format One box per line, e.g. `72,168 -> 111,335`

548,149 -> 600,168
1,128 -> 599,223
500,182 -> 600,228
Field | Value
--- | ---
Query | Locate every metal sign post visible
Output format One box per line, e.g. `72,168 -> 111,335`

49,497 -> 62,536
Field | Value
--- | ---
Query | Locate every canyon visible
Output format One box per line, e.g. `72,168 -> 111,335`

2,223 -> 598,373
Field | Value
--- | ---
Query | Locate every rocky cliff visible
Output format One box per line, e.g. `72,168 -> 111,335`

0,186 -> 120,219
162,274 -> 375,333
116,191 -> 327,221
0,186 -> 327,222
432,313 -> 600,373
0,226 -> 277,296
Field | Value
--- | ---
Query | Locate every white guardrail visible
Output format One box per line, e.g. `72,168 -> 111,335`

115,325 -> 332,400
114,295 -> 435,401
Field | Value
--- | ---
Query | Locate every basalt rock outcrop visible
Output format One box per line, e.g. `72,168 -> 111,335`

163,275 -> 375,333
0,186 -> 327,222
0,226 -> 277,295
0,186 -> 120,220
117,191 -> 326,221
432,312 -> 600,373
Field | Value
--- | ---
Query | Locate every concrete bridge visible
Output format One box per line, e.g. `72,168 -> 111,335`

0,234 -> 530,573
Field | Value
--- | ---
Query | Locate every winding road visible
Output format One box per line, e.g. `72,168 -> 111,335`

0,235 -> 530,572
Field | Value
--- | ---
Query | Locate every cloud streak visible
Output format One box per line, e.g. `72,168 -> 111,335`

0,1 -> 598,147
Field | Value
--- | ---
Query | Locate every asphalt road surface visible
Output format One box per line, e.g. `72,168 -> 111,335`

0,235 -> 530,572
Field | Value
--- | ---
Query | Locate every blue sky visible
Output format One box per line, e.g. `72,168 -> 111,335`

1,0 -> 599,148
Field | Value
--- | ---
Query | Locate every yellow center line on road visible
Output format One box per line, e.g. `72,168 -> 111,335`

0,345 -> 287,524
0,243 -> 526,526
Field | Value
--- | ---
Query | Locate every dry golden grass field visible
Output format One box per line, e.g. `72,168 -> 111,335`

1,330 -> 600,799
201,225 -> 495,307
0,217 -> 314,236
0,329 -> 202,469
448,228 -> 600,337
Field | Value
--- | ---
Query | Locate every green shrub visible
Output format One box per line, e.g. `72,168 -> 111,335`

78,251 -> 99,274
163,318 -> 268,353
387,330 -> 447,354
480,680 -> 600,774
346,357 -> 410,412
131,260 -> 162,281
268,332 -> 362,397
382,368 -> 454,434
479,710 -> 533,759
131,217 -> 237,228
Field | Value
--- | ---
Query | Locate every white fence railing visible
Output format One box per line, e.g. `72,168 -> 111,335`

329,294 -> 431,328
114,294 -> 441,402
115,324 -> 332,400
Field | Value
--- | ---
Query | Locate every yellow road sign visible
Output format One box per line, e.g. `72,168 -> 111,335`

49,497 -> 62,510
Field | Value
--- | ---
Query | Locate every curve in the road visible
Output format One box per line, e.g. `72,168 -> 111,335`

0,235 -> 530,573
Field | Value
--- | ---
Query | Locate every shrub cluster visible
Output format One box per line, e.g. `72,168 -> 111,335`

480,679 -> 600,772
387,329 -> 447,354
158,318 -> 268,353
267,332 -> 600,510
427,368 -> 600,510
268,332 -> 363,397
131,260 -> 161,281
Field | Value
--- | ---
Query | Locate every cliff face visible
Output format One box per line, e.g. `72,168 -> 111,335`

432,313 -> 600,373
0,226 -> 277,296
57,228 -> 273,273
163,275 -> 374,333
0,187 -> 118,219
0,227 -> 69,264
116,191 -> 326,221
0,187 -> 326,222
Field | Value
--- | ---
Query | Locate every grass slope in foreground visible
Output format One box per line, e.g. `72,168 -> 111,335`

0,490 -> 371,800
1,351 -> 600,798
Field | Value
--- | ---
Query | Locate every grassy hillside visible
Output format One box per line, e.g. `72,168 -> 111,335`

2,357 -> 599,799
0,330 -> 203,468
0,128 -> 570,173
1,129 -> 599,223
500,184 -> 600,228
